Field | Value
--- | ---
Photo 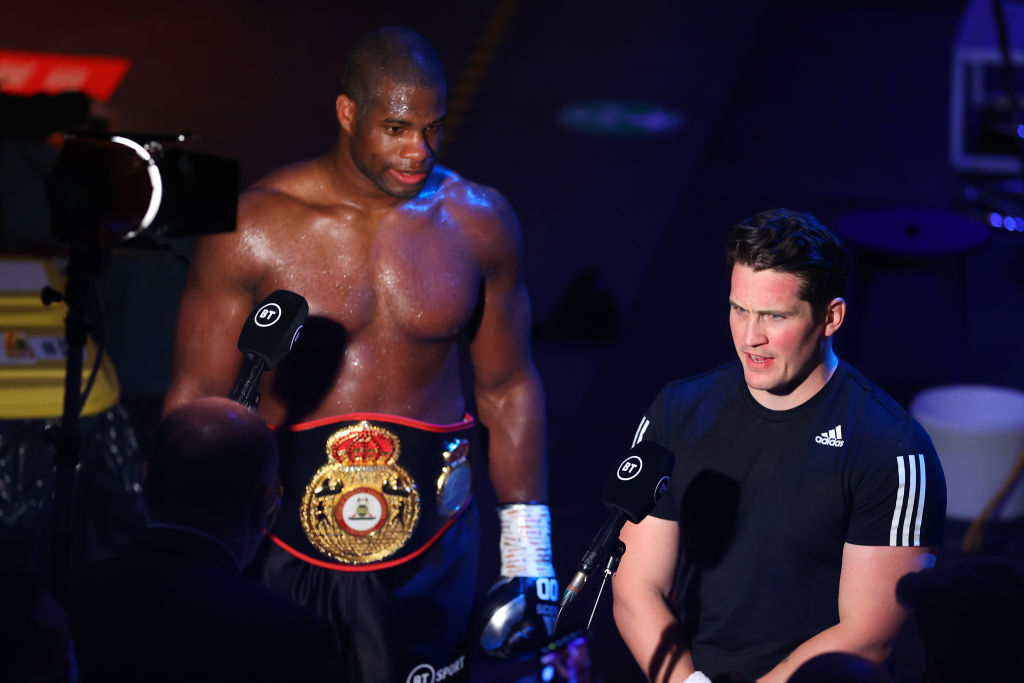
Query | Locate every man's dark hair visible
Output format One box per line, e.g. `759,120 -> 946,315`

726,208 -> 848,319
341,26 -> 446,113
145,400 -> 277,523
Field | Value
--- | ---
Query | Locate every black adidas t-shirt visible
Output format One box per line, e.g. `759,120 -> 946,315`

633,360 -> 945,679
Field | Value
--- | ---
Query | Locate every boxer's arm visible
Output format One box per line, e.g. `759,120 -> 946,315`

164,196 -> 267,414
472,296 -> 546,503
467,191 -> 546,503
613,516 -> 698,683
466,188 -> 555,658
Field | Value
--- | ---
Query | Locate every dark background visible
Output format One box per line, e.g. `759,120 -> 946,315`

3,0 -> 1024,680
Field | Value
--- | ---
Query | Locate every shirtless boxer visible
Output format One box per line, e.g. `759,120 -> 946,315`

164,26 -> 552,682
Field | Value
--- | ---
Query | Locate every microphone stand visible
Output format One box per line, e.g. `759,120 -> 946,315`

553,537 -> 627,636
586,540 -> 625,631
230,354 -> 266,409
47,241 -> 107,592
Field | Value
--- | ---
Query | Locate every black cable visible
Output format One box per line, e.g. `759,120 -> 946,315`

77,276 -> 105,415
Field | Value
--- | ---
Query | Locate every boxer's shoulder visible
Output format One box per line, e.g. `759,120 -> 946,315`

188,163 -> 329,287
430,168 -> 522,262
232,159 -> 363,254
432,167 -> 514,221
241,159 -> 326,220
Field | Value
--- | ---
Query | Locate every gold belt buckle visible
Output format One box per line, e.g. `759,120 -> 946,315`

300,421 -> 420,565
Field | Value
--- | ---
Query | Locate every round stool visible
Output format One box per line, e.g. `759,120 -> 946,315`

910,385 -> 1024,521
834,208 -> 991,383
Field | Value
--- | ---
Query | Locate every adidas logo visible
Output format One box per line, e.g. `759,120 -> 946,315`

814,424 -> 845,447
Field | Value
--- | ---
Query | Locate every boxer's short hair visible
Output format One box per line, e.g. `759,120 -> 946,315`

341,26 -> 446,115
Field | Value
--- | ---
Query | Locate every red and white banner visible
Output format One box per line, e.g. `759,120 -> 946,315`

0,49 -> 131,101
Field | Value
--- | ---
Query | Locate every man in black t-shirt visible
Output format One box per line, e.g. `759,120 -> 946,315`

611,210 -> 946,683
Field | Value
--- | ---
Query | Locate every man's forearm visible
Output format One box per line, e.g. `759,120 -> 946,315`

613,592 -> 697,683
759,544 -> 927,681
756,620 -> 896,683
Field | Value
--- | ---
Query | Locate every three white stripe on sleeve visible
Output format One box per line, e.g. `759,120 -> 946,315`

890,453 -> 928,547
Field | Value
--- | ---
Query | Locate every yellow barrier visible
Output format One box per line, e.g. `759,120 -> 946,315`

0,258 -> 119,419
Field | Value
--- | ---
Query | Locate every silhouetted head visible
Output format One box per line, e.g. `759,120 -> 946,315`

897,558 -> 1024,683
146,397 -> 280,563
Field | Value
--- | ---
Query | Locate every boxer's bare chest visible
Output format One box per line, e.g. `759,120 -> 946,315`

255,201 -> 482,347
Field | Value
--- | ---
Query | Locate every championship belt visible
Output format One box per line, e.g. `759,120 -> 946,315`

269,413 -> 475,571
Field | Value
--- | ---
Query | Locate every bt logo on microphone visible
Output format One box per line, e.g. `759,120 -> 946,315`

254,302 -> 282,327
617,455 -> 643,481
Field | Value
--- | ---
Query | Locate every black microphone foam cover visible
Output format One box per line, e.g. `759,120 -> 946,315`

237,290 -> 309,368
601,441 -> 675,524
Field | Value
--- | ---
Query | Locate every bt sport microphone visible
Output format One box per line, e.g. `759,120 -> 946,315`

230,290 -> 308,409
560,440 -> 674,608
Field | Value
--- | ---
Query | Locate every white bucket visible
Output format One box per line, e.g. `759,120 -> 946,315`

910,385 -> 1024,521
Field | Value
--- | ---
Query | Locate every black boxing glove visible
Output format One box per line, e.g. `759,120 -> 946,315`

476,503 -> 558,660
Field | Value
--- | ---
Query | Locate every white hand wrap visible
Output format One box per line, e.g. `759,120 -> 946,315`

683,672 -> 711,683
497,503 -> 555,578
